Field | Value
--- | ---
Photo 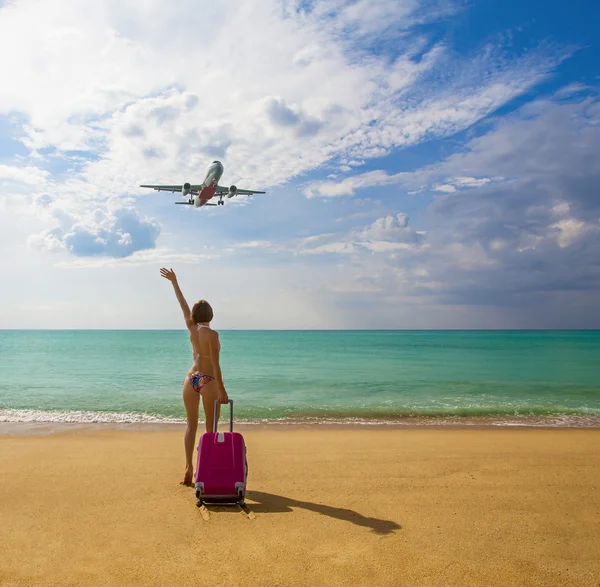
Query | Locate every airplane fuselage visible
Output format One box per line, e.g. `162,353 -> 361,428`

140,159 -> 264,207
194,160 -> 224,207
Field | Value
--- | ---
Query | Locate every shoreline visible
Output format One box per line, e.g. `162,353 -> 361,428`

2,415 -> 600,436
2,409 -> 600,429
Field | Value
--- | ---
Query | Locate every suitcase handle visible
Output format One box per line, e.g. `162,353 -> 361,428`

213,399 -> 234,433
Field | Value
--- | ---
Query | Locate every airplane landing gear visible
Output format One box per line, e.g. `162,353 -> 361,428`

218,196 -> 224,205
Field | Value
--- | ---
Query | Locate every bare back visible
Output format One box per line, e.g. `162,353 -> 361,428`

188,324 -> 218,375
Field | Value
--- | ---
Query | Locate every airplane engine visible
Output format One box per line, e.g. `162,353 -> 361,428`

227,185 -> 237,199
182,183 -> 191,197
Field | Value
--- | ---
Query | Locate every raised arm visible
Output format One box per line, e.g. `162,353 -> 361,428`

160,268 -> 194,329
209,332 -> 229,404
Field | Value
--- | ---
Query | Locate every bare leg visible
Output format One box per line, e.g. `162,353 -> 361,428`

182,378 -> 199,485
201,381 -> 221,434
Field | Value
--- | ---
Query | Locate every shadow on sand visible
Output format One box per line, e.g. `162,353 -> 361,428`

242,490 -> 401,535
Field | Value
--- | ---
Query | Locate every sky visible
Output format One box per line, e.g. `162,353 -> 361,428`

0,0 -> 599,329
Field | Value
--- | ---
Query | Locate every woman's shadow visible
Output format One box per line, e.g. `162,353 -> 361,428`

242,490 -> 401,535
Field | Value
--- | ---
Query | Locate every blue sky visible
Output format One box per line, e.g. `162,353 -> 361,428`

0,0 -> 599,329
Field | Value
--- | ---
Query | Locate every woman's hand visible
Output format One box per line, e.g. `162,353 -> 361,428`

160,267 -> 177,283
218,388 -> 229,404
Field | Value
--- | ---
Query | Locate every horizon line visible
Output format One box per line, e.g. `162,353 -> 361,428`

1,328 -> 599,332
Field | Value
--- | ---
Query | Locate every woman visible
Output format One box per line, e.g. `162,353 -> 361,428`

160,267 -> 229,486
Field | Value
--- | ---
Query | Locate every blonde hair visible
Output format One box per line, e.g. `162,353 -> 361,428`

191,300 -> 213,324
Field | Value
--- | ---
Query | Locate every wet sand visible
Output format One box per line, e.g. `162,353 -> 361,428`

0,427 -> 599,586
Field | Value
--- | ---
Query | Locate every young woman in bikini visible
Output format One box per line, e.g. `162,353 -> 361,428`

160,267 -> 229,486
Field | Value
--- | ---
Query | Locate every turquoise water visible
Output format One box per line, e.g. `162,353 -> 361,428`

1,330 -> 599,426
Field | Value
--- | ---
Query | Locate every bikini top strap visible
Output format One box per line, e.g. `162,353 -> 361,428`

195,323 -> 217,354
195,324 -> 211,357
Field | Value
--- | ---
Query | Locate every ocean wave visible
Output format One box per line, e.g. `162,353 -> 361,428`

0,409 -> 186,424
1,409 -> 600,428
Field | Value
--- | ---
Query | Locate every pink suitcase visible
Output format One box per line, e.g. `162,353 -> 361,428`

194,399 -> 248,504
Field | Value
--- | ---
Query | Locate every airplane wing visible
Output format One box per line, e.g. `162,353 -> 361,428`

215,185 -> 266,196
140,184 -> 203,194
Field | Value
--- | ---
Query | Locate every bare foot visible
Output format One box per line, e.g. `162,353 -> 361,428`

181,468 -> 193,487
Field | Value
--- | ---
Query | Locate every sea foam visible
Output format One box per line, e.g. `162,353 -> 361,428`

1,409 -> 599,428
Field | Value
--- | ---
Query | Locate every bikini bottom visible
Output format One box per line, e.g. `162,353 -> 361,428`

186,372 -> 215,394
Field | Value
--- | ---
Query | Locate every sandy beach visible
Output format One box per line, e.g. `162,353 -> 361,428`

0,427 -> 599,587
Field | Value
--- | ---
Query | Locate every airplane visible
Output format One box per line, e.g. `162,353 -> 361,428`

140,160 -> 266,207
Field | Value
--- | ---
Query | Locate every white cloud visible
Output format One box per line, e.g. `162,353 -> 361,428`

358,213 -> 424,244
0,164 -> 52,204
448,176 -> 494,188
0,0 -> 573,262
551,201 -> 570,217
54,248 -> 216,269
298,212 -> 425,255
433,177 -> 495,192
1,1 -> 598,330
306,168 -> 502,197
29,202 -> 161,257
230,240 -> 274,250
433,184 -> 457,193
551,218 -> 587,248
290,96 -> 600,323
305,170 -> 408,197
0,164 -> 50,185
302,241 -> 358,254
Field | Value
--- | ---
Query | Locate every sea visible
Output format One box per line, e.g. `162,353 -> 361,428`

1,330 -> 599,428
